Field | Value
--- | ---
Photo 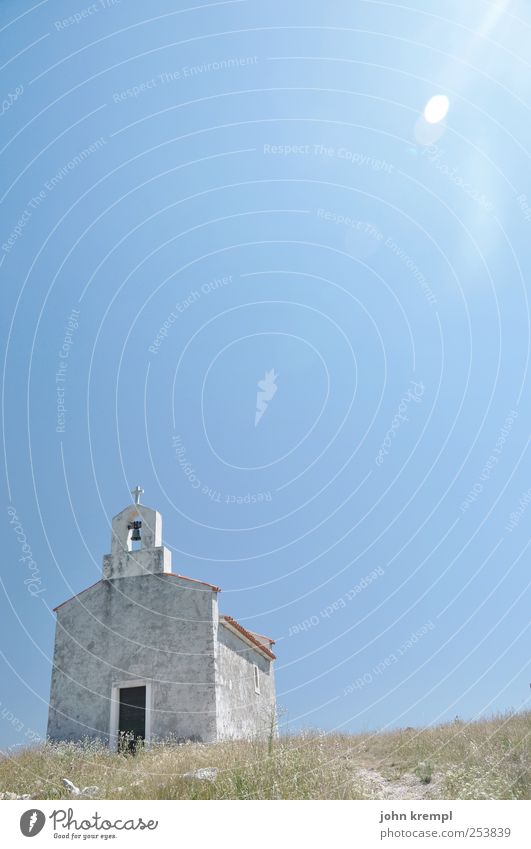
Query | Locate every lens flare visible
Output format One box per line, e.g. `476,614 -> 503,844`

423,95 -> 450,124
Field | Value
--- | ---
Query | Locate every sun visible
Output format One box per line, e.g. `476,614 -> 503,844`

423,94 -> 450,124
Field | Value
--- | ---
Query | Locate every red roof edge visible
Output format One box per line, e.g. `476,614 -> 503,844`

221,615 -> 276,660
168,572 -> 221,592
249,630 -> 276,645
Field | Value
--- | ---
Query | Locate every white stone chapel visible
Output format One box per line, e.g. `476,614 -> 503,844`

47,489 -> 276,747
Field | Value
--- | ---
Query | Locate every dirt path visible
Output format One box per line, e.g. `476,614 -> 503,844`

354,766 -> 443,799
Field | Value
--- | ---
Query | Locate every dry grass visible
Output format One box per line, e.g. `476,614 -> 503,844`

1,710 -> 529,800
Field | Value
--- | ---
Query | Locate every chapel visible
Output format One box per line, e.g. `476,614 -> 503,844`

47,489 -> 276,747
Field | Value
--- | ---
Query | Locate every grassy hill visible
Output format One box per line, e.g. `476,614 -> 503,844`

1,711 -> 529,800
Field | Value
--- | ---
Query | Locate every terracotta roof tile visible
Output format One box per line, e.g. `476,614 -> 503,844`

221,615 -> 276,660
249,630 -> 276,645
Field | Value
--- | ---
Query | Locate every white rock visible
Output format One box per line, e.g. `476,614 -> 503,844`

0,791 -> 31,799
62,778 -> 80,795
80,786 -> 99,797
183,767 -> 218,782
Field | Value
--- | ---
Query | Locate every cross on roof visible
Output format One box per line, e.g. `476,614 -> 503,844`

131,485 -> 144,505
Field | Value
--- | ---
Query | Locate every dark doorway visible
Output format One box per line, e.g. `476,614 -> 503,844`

118,685 -> 146,753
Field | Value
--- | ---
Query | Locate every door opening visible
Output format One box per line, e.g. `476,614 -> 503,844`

118,685 -> 146,753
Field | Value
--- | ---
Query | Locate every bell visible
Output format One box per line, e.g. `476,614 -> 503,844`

128,520 -> 142,542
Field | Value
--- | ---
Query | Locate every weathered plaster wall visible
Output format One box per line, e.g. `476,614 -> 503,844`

103,505 -> 171,579
215,623 -> 276,740
110,505 -> 162,555
47,575 -> 218,744
102,546 -> 171,580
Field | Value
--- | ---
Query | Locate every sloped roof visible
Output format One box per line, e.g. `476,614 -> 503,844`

53,577 -> 276,661
220,615 -> 276,660
53,571 -> 220,612
53,579 -> 104,612
249,630 -> 276,645
167,572 -> 221,592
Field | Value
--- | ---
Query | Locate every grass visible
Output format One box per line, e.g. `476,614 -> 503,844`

0,710 -> 529,800
413,761 -> 433,784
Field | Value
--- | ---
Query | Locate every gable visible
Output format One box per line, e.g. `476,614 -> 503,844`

219,616 -> 276,661
53,571 -> 219,612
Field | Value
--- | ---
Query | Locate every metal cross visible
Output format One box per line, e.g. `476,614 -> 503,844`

131,485 -> 144,505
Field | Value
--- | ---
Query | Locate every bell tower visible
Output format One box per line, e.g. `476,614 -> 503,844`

102,486 -> 172,579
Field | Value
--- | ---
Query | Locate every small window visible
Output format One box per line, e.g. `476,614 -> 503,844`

253,664 -> 260,694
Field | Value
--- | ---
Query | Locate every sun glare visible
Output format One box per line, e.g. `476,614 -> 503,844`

423,94 -> 450,124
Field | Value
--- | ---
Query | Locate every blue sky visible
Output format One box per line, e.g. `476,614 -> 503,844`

1,0 -> 530,748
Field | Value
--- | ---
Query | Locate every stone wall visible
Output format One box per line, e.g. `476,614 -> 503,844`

214,622 -> 276,740
47,574 -> 218,744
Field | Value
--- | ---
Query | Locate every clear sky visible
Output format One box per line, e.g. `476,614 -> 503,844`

1,0 -> 530,749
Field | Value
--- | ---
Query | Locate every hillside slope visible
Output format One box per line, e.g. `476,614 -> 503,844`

1,711 -> 529,800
